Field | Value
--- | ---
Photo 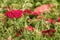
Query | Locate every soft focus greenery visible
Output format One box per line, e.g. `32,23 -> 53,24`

0,0 -> 60,40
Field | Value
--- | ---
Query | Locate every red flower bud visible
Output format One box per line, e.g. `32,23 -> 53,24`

27,26 -> 35,31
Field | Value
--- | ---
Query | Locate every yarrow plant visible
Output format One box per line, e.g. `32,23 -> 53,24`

5,10 -> 23,19
27,26 -> 35,31
0,0 -> 60,40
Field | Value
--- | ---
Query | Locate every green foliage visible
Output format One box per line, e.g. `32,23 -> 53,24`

0,0 -> 60,40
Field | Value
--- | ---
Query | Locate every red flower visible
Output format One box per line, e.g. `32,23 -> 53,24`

5,10 -> 22,19
47,29 -> 56,33
23,9 -> 32,15
46,18 -> 56,24
5,11 -> 14,18
49,19 -> 56,24
32,12 -> 40,16
12,10 -> 22,18
15,33 -> 20,37
27,26 -> 35,31
41,29 -> 56,36
57,18 -> 60,22
23,9 -> 32,13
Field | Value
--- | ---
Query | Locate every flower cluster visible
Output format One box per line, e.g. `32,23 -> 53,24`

1,3 -> 60,40
46,18 -> 56,24
33,4 -> 55,15
27,26 -> 35,31
41,29 -> 56,36
5,10 -> 23,19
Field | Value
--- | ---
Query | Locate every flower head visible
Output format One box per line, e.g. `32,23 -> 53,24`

46,18 -> 56,24
34,4 -> 55,15
12,10 -> 22,18
15,32 -> 20,37
32,12 -> 40,16
57,18 -> 60,22
5,10 -> 22,19
34,4 -> 49,13
5,11 -> 14,18
41,29 -> 56,36
23,9 -> 32,15
27,26 -> 35,31
23,9 -> 32,13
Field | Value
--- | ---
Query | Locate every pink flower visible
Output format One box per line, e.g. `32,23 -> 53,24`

27,26 -> 35,31
46,18 -> 56,24
34,4 -> 49,14
5,10 -> 22,19
34,4 -> 55,15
